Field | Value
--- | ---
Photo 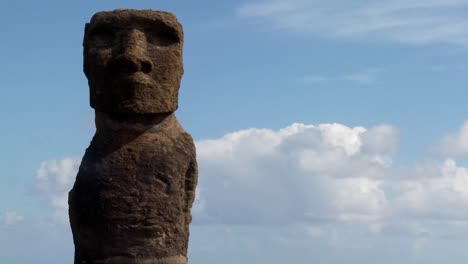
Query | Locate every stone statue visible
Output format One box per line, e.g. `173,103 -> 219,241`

68,9 -> 198,264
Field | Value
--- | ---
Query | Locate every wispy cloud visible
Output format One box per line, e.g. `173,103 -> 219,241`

1,211 -> 24,225
343,73 -> 375,84
302,75 -> 330,83
302,68 -> 383,85
238,0 -> 468,45
344,68 -> 384,84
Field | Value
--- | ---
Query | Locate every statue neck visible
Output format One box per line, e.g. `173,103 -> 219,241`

95,111 -> 176,134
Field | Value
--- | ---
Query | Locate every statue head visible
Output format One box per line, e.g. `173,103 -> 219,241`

83,9 -> 184,115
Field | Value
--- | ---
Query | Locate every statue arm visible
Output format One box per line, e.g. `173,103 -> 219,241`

184,158 -> 198,215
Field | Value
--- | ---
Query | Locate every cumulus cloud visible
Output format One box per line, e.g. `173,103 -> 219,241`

237,0 -> 468,45
1,211 -> 24,225
394,159 -> 468,221
194,123 -> 397,226
438,121 -> 468,156
193,121 -> 468,240
35,157 -> 80,224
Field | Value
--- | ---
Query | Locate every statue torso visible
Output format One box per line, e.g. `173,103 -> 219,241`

69,114 -> 196,259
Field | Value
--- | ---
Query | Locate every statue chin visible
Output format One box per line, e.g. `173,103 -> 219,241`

116,100 -> 168,115
92,99 -> 178,116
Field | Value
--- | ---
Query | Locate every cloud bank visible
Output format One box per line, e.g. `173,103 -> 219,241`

195,123 -> 396,226
33,121 -> 468,241
194,122 -> 468,239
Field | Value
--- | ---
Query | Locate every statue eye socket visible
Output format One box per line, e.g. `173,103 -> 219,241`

88,26 -> 115,48
145,27 -> 180,46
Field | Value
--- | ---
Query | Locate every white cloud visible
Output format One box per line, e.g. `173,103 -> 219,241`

35,157 -> 80,224
238,0 -> 468,45
394,159 -> 468,220
1,211 -> 24,225
438,121 -> 468,156
194,123 -> 396,226
193,121 -> 468,241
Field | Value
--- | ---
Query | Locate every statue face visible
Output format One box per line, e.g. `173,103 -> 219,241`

84,10 -> 184,114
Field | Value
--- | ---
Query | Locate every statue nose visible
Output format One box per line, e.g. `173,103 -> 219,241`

109,29 -> 153,74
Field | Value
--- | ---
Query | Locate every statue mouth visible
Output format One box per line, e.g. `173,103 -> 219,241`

113,72 -> 155,89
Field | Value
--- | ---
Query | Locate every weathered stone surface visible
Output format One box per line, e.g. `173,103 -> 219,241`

84,9 -> 184,114
69,9 -> 197,264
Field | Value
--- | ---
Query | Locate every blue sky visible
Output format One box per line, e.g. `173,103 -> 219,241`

3,0 -> 468,263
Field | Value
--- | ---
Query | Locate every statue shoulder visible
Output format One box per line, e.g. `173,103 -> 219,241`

178,131 -> 196,152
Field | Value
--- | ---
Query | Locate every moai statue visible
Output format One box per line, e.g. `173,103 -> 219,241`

68,9 -> 198,264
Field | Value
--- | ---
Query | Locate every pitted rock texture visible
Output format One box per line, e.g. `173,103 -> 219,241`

69,9 -> 197,264
84,9 -> 184,114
